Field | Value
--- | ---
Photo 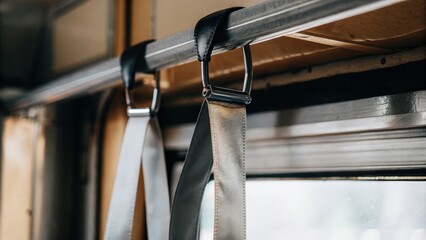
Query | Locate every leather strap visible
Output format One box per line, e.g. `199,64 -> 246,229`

169,102 -> 213,240
104,116 -> 170,240
194,7 -> 242,62
170,100 -> 247,240
120,40 -> 155,90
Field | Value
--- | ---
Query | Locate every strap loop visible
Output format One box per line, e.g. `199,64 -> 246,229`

194,8 -> 253,104
120,39 -> 160,116
104,40 -> 170,240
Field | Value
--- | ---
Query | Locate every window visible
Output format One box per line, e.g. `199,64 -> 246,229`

200,180 -> 426,240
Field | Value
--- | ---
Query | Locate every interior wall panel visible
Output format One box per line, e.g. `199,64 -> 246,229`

0,117 -> 37,240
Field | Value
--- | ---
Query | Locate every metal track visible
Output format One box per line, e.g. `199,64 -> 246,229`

3,0 -> 398,112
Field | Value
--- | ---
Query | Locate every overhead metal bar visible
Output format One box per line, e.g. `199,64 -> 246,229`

4,59 -> 121,112
144,0 -> 398,69
4,0 -> 398,112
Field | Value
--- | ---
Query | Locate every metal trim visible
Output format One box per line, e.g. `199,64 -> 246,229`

164,91 -> 426,174
165,91 -> 426,149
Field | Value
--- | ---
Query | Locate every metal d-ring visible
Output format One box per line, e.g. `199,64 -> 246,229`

201,44 -> 253,105
125,70 -> 160,117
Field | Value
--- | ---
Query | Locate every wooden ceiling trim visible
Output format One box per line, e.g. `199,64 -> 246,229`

286,32 -> 392,54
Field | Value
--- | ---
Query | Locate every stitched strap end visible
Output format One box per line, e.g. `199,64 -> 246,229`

120,39 -> 156,90
194,7 -> 243,62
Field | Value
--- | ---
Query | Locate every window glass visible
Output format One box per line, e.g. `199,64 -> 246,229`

200,180 -> 426,240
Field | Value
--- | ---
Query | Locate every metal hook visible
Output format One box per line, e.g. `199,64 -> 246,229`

125,70 -> 160,117
201,44 -> 253,105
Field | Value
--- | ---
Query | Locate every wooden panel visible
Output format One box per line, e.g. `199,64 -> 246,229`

286,32 -> 390,53
303,0 -> 426,49
165,38 -> 360,94
114,0 -> 126,56
155,0 -> 263,38
131,0 -> 153,44
0,117 -> 35,240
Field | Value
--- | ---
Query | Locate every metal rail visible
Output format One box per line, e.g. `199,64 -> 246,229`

164,91 -> 426,173
4,0 -> 398,112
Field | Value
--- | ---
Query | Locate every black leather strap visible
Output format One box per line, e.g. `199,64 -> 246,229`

120,39 -> 155,90
170,100 -> 248,240
169,102 -> 213,240
194,7 -> 242,62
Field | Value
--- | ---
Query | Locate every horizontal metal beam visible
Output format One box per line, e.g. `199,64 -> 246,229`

165,90 -> 426,173
4,59 -> 121,112
3,0 -> 398,112
164,91 -> 426,149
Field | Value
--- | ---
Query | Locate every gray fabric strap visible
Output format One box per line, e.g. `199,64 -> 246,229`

169,100 -> 246,240
208,101 -> 246,240
104,116 -> 170,240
